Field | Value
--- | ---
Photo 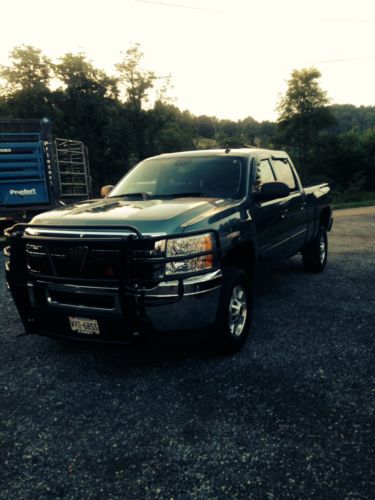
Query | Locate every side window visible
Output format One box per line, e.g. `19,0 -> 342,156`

272,158 -> 297,191
255,159 -> 276,191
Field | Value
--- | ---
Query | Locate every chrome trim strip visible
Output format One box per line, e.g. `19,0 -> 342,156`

27,280 -> 121,312
24,228 -> 166,238
128,270 -> 223,294
27,282 -> 35,305
290,228 -> 307,239
263,236 -> 290,254
36,281 -> 118,292
26,269 -> 223,305
263,228 -> 307,254
183,269 -> 222,284
141,270 -> 223,298
144,284 -> 222,298
45,294 -> 120,312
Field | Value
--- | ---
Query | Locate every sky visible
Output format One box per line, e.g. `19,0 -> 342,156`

1,0 -> 375,122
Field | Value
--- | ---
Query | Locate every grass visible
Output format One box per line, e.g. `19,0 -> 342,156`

332,190 -> 375,210
333,199 -> 375,210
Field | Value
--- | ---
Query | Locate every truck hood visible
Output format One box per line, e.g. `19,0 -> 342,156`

30,196 -> 237,235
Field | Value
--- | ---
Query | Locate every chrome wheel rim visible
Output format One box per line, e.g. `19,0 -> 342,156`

228,284 -> 248,337
319,233 -> 326,265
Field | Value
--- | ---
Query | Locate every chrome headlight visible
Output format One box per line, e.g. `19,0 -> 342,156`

165,233 -> 216,275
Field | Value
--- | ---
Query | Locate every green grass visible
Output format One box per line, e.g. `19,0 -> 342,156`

333,200 -> 375,210
332,190 -> 375,210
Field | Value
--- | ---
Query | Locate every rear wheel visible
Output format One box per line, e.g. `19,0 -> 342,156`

302,226 -> 328,273
214,266 -> 253,354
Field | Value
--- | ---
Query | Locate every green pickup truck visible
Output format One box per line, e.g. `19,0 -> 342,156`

4,148 -> 332,353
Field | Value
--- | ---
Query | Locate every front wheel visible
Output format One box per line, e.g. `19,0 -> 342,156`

214,266 -> 253,354
302,226 -> 328,273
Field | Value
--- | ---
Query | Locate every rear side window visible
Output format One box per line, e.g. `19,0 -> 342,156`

255,159 -> 276,191
272,158 -> 297,190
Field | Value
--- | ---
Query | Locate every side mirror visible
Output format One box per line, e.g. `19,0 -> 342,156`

100,185 -> 114,198
255,182 -> 290,202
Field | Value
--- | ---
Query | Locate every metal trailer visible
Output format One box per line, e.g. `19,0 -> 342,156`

0,118 -> 92,229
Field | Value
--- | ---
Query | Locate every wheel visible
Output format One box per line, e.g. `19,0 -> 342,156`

302,226 -> 328,273
214,266 -> 253,354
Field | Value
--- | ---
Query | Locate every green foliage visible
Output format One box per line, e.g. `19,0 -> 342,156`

0,45 -> 54,117
276,68 -> 335,180
329,104 -> 375,134
56,53 -> 117,99
0,47 -> 374,199
116,44 -> 155,109
277,68 -> 329,119
0,45 -> 52,93
194,115 -> 217,139
53,54 -> 119,188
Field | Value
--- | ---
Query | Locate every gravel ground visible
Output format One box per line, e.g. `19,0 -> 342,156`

0,211 -> 374,499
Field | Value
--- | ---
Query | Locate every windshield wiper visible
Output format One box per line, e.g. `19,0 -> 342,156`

110,192 -> 151,200
154,192 -> 208,198
110,192 -> 208,200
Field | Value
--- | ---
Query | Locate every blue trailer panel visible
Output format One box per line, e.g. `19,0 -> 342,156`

0,180 -> 49,206
0,132 -> 50,207
0,119 -> 91,230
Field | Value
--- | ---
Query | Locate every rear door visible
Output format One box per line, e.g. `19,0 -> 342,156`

252,157 -> 290,261
270,157 -> 307,255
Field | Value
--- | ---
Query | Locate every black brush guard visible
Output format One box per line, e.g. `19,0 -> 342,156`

5,224 -> 222,311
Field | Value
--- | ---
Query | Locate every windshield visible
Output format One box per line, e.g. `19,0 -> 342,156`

109,156 -> 246,199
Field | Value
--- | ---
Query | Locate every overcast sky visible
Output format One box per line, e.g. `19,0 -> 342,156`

1,0 -> 375,121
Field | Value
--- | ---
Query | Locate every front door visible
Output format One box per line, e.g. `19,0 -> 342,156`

252,158 -> 290,262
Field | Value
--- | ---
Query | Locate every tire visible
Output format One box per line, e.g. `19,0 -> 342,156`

214,266 -> 253,355
302,225 -> 328,273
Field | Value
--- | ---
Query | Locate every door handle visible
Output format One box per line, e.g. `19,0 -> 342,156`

278,203 -> 288,219
281,208 -> 288,219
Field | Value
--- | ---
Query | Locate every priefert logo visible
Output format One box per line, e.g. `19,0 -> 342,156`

9,188 -> 37,196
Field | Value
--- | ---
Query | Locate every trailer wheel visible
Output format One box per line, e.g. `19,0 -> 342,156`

302,226 -> 328,273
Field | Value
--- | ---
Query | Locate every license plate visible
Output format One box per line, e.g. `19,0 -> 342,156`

69,316 -> 100,335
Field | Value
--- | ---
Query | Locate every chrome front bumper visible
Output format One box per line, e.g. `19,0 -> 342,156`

142,270 -> 222,331
24,269 -> 222,337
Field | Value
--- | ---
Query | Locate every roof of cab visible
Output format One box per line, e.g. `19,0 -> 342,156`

146,148 -> 288,160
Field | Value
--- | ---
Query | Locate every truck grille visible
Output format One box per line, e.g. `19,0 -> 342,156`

25,239 -> 163,283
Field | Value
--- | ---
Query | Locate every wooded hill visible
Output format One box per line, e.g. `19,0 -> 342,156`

0,45 -> 374,199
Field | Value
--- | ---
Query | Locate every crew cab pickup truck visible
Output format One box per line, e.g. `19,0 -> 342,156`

4,148 -> 332,353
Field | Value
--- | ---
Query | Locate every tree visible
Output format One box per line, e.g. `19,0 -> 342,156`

276,67 -> 334,179
56,53 -> 117,98
0,45 -> 51,93
195,115 -> 217,139
54,53 -> 117,135
115,44 -> 161,162
148,102 -> 195,153
0,45 -> 53,117
54,53 -> 119,187
116,44 -> 156,110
